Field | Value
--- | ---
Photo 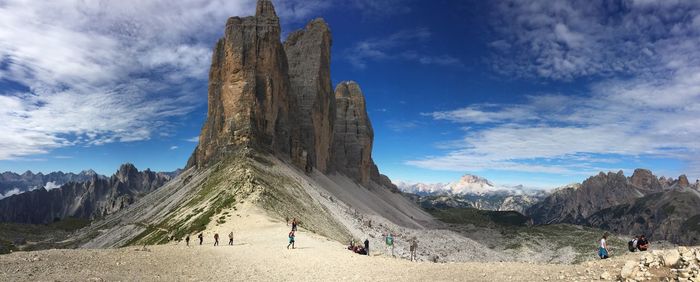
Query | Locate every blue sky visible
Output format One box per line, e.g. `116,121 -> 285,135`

1,0 -> 699,188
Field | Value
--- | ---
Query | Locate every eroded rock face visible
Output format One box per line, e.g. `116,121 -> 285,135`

331,81 -> 374,185
630,168 -> 662,190
677,175 -> 690,188
284,18 -> 334,172
191,0 -> 294,167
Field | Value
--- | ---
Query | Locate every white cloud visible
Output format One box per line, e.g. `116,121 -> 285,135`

44,181 -> 61,190
488,0 -> 700,80
170,146 -> 179,150
0,188 -> 22,200
185,136 -> 200,143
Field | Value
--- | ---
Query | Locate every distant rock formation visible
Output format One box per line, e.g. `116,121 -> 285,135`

0,164 -> 172,224
188,0 -> 396,189
526,168 -> 700,243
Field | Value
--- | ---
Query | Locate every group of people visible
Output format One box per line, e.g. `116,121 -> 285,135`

183,231 -> 234,246
345,233 -> 418,260
628,235 -> 650,252
347,238 -> 370,255
598,232 -> 651,260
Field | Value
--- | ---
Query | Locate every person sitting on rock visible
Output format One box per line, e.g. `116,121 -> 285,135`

637,235 -> 649,251
598,232 -> 610,259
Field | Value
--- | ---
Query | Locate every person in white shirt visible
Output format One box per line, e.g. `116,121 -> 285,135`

598,233 -> 609,259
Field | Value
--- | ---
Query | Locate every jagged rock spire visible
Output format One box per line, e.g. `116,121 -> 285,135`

256,0 -> 278,18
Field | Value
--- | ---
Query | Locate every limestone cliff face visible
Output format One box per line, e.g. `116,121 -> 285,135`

331,81 -> 374,185
284,19 -> 334,172
191,0 -> 294,167
189,0 -> 397,190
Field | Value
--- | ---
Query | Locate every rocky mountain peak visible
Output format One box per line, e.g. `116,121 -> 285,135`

255,0 -> 278,18
677,174 -> 690,188
630,168 -> 662,190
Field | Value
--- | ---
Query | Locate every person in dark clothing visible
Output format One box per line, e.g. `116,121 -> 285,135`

185,235 -> 190,246
228,232 -> 234,246
364,239 -> 370,256
198,233 -> 203,245
214,233 -> 220,246
291,218 -> 298,232
637,235 -> 649,251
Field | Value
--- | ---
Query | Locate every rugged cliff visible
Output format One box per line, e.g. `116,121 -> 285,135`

0,164 -> 171,224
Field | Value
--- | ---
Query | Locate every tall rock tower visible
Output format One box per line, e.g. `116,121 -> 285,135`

284,19 -> 335,173
190,0 -> 294,167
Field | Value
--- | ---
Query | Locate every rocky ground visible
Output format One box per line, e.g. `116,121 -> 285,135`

1,204 -> 696,281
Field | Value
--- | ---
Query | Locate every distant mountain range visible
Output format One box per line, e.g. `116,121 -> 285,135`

0,170 -> 105,199
526,169 -> 700,244
397,174 -> 549,213
0,164 -> 179,224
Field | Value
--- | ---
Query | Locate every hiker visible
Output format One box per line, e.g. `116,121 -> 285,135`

410,238 -> 418,261
599,233 -> 609,259
287,231 -> 296,249
214,233 -> 219,246
628,236 -> 638,252
291,218 -> 298,232
198,233 -> 203,245
385,233 -> 394,257
185,235 -> 190,246
637,235 -> 649,251
228,232 -> 234,246
286,216 -> 290,227
364,239 -> 370,256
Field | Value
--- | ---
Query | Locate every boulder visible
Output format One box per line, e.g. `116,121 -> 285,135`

621,260 -> 639,279
662,249 -> 681,267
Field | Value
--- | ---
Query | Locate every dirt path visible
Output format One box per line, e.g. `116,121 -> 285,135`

0,207 -> 653,281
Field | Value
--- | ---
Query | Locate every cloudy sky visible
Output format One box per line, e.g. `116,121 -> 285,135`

0,0 -> 699,188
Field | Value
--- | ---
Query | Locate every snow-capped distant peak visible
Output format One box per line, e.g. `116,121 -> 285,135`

446,174 -> 499,195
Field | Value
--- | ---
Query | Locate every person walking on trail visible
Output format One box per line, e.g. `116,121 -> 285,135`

409,238 -> 418,261
291,218 -> 298,232
198,233 -> 203,245
287,231 -> 296,249
599,232 -> 610,259
228,232 -> 234,246
185,235 -> 190,246
364,239 -> 370,256
214,233 -> 220,246
385,233 -> 394,257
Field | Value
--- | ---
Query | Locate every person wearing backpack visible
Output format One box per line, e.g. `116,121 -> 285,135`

287,231 -> 296,249
228,232 -> 234,246
198,233 -> 203,245
628,236 -> 638,252
214,233 -> 219,246
185,235 -> 190,246
364,239 -> 370,256
385,233 -> 394,257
